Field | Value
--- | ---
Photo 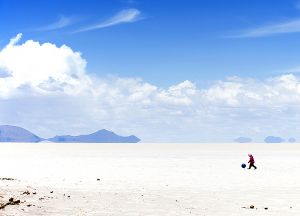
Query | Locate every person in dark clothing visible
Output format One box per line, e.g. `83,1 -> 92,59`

248,154 -> 257,169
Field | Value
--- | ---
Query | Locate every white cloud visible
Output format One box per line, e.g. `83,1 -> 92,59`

75,8 -> 141,33
229,18 -> 300,38
296,1 -> 300,10
8,33 -> 22,46
228,3 -> 300,38
36,16 -> 73,31
0,34 -> 90,98
1,34 -> 300,142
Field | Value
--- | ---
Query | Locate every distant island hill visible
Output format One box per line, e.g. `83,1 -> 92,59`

0,125 -> 140,143
234,136 -> 296,143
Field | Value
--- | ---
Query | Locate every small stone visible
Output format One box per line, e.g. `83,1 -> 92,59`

50,191 -> 53,193
250,205 -> 255,209
9,198 -> 14,202
0,178 -> 15,181
264,207 -> 268,210
22,191 -> 30,195
97,178 -> 100,181
12,200 -> 20,205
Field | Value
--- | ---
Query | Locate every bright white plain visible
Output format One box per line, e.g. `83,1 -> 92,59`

0,143 -> 299,215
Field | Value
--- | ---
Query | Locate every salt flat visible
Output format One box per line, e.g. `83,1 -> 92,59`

0,143 -> 300,215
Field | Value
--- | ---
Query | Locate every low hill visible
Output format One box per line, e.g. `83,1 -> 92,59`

264,136 -> 284,143
48,129 -> 140,143
234,137 -> 252,143
0,125 -> 43,142
0,125 -> 140,143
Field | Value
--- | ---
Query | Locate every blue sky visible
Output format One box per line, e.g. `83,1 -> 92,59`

2,0 -> 300,87
2,0 -> 300,142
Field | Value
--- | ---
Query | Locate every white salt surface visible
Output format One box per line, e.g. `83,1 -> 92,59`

0,143 -> 300,215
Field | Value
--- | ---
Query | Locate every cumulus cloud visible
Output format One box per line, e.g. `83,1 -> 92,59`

75,8 -> 141,33
1,34 -> 300,142
0,34 -> 90,98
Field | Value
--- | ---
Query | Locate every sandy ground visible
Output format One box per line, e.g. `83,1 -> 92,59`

0,143 -> 300,215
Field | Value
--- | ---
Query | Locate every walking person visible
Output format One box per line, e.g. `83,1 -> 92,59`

248,154 -> 257,169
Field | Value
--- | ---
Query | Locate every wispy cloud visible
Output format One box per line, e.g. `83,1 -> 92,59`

228,18 -> 300,38
296,1 -> 300,10
279,65 -> 300,74
36,16 -> 73,31
75,8 -> 141,33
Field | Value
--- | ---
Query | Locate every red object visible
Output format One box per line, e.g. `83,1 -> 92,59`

248,155 -> 255,164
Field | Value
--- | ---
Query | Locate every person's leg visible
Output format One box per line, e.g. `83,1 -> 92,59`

248,164 -> 253,169
253,164 -> 257,169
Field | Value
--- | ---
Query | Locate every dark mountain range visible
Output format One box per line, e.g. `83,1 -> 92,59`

48,129 -> 140,143
0,125 -> 140,143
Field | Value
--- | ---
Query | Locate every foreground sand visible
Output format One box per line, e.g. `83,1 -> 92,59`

0,143 -> 300,215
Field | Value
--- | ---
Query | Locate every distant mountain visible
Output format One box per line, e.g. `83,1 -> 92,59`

0,125 -> 140,143
234,137 -> 252,143
288,137 -> 296,143
48,129 -> 140,143
264,136 -> 284,143
0,125 -> 43,142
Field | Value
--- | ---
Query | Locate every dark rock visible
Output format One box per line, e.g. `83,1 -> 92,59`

13,200 -> 20,205
0,198 -> 20,209
250,205 -> 255,209
0,177 -> 15,181
22,191 -> 30,195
